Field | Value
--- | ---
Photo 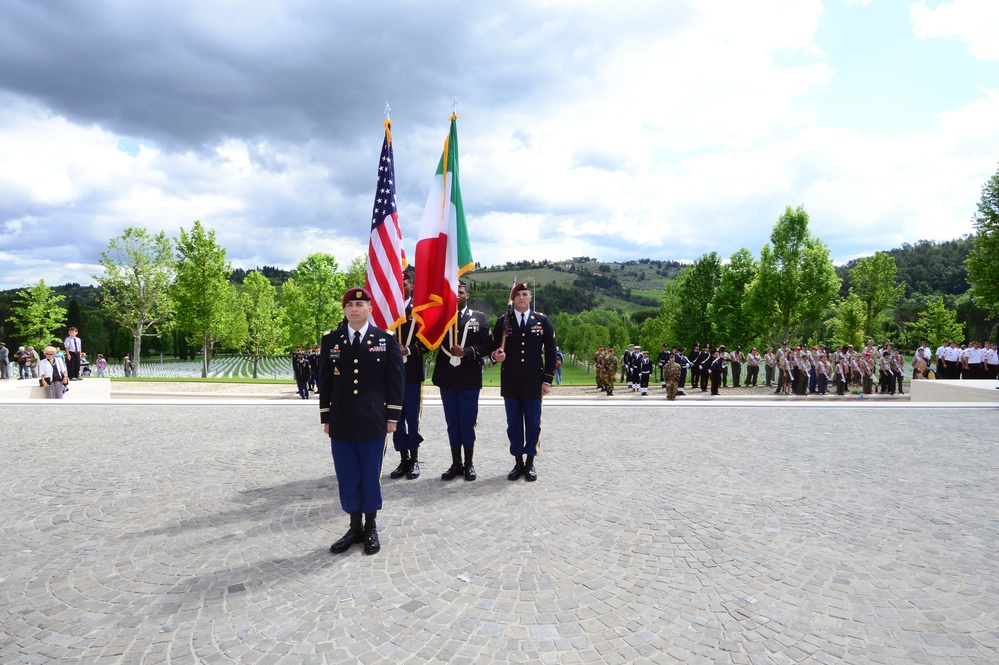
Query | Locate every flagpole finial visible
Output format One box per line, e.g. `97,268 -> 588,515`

450,97 -> 459,121
384,103 -> 391,120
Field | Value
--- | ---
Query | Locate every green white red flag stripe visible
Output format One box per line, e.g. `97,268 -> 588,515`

412,114 -> 473,350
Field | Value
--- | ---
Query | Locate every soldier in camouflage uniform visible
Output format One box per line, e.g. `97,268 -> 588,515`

663,353 -> 681,401
604,347 -> 617,395
593,345 -> 605,392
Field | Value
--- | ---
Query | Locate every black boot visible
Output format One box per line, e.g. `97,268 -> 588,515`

406,450 -> 421,479
330,512 -> 363,554
508,455 -> 525,481
525,455 -> 538,482
389,450 -> 410,479
363,512 -> 380,555
441,448 -> 463,480
463,448 -> 476,481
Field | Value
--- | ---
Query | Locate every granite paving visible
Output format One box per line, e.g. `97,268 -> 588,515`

1,401 -> 998,664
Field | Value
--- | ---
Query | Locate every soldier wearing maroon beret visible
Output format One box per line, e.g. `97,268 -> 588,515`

489,282 -> 557,482
318,286 -> 404,556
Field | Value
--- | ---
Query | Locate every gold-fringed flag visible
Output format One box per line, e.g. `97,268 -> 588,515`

365,120 -> 407,331
412,114 -> 473,350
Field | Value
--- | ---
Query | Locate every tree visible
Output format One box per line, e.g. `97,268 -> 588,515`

848,251 -> 904,339
9,280 -> 67,349
282,253 -> 345,346
708,248 -> 758,347
173,221 -> 245,377
745,206 -> 841,346
826,293 -> 867,350
966,164 -> 999,316
345,254 -> 367,290
240,270 -> 287,378
662,252 -> 721,351
906,296 -> 964,345
94,227 -> 175,377
638,315 -> 670,360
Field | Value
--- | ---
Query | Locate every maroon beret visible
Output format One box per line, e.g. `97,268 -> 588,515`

510,281 -> 531,298
342,287 -> 372,307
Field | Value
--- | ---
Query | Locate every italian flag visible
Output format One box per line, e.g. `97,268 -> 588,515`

412,114 -> 474,350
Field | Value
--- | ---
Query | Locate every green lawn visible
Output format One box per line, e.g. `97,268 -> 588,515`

478,359 -> 594,387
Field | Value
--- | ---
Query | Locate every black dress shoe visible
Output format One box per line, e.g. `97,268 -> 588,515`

441,463 -> 463,481
363,526 -> 380,555
464,464 -> 476,481
406,460 -> 421,479
389,460 -> 410,479
525,465 -> 538,482
508,462 -> 524,481
329,528 -> 363,554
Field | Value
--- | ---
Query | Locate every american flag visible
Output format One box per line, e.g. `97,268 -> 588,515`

365,120 -> 407,331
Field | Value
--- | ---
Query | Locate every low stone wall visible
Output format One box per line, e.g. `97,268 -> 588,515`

909,378 -> 999,403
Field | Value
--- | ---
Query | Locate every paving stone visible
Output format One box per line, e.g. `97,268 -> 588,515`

1,402 -> 997,663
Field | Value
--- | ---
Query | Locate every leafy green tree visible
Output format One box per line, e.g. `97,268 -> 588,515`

10,280 -> 67,350
826,293 -> 867,350
240,270 -> 287,378
708,248 -> 758,347
638,315 -> 670,360
966,164 -> 999,316
663,252 -> 721,351
282,253 -> 345,346
94,227 -> 175,377
906,296 -> 964,345
345,254 -> 367,290
173,221 -> 245,377
745,206 -> 841,346
848,251 -> 904,339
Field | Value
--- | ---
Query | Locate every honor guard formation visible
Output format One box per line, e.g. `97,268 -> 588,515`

316,281 -> 558,555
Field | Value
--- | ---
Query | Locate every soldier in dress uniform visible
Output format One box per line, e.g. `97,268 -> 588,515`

319,287 -> 405,556
389,272 -> 428,481
657,344 -> 671,387
630,347 -> 643,391
432,281 -> 493,481
293,348 -> 312,399
688,343 -> 702,391
489,282 -> 557,482
700,344 -> 713,392
708,348 -> 724,395
303,345 -> 316,392
638,350 -> 652,396
673,346 -> 688,395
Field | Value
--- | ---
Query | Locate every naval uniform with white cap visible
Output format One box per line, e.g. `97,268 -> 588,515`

489,282 -> 557,482
319,287 -> 404,556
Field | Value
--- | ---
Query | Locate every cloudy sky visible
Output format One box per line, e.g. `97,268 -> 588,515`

1,0 -> 997,290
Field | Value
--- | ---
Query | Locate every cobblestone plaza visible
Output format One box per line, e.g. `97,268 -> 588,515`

2,400 -> 998,664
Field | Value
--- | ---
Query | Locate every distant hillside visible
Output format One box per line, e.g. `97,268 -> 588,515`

836,236 -> 973,298
464,257 -> 683,316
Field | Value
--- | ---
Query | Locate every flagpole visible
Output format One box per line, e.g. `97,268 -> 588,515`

499,277 -> 516,353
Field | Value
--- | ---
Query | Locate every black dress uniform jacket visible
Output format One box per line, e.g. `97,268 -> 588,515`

431,309 -> 493,391
318,324 -> 405,441
490,310 -> 557,399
